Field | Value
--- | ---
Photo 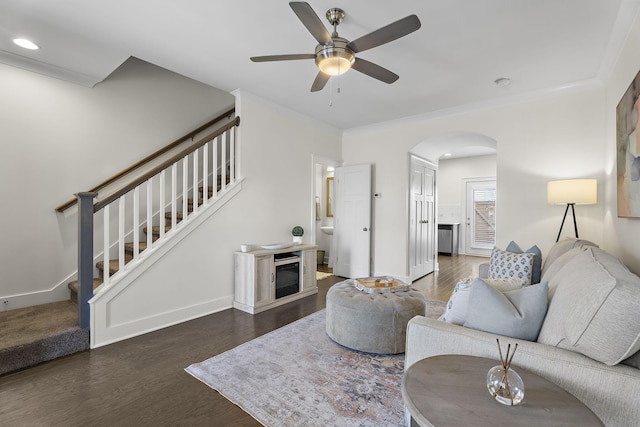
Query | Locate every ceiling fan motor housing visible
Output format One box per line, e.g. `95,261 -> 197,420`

315,37 -> 355,76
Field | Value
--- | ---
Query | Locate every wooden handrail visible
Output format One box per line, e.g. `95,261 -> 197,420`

55,107 -> 235,212
93,117 -> 240,212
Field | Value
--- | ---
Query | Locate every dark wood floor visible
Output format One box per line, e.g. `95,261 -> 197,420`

0,256 -> 484,427
412,254 -> 486,301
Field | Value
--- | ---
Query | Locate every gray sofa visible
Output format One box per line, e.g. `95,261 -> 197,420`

405,238 -> 640,427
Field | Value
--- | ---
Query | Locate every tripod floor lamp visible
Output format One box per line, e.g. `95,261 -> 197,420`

547,179 -> 597,243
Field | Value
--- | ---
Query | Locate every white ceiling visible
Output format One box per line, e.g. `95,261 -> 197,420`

1,0 -> 639,131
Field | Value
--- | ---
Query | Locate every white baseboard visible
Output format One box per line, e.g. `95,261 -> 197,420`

91,295 -> 233,348
0,279 -> 71,312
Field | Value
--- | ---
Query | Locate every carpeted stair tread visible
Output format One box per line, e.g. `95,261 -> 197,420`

124,241 -> 149,254
67,278 -> 103,303
144,225 -> 172,238
96,255 -> 133,275
165,211 -> 186,223
0,300 -> 89,375
200,183 -> 227,198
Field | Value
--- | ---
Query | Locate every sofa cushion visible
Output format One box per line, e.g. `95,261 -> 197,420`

441,277 -> 524,325
623,350 -> 640,369
541,237 -> 598,277
488,247 -> 534,285
506,241 -> 543,284
538,247 -> 640,365
541,246 -> 590,300
464,280 -> 549,341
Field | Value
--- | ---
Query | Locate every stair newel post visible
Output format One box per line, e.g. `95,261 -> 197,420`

76,192 -> 97,329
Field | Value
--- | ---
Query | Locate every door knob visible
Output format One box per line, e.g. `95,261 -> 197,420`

363,227 -> 368,231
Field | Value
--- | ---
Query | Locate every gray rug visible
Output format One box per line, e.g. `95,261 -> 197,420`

185,300 -> 446,427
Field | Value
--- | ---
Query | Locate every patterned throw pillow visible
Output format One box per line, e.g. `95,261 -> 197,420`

488,247 -> 534,285
506,241 -> 542,284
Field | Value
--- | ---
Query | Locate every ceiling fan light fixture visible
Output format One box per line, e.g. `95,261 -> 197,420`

318,55 -> 353,76
251,3 -> 421,92
315,41 -> 354,76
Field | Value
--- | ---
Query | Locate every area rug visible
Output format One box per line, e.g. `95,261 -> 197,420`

185,299 -> 446,427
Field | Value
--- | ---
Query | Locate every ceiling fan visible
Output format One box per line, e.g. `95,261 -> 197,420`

250,2 -> 421,92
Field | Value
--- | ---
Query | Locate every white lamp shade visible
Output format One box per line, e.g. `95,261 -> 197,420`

547,179 -> 597,205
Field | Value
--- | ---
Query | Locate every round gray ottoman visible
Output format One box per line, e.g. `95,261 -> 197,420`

325,280 -> 427,354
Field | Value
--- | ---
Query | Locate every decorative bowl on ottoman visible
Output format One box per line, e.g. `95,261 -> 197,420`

326,278 -> 427,354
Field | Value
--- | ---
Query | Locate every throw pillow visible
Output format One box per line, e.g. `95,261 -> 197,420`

441,280 -> 473,325
540,246 -> 589,300
541,237 -> 598,277
441,277 -> 525,325
488,247 -> 534,285
506,241 -> 542,284
538,247 -> 640,366
464,280 -> 549,341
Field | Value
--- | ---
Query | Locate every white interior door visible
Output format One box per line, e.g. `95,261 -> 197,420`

464,179 -> 496,256
410,157 -> 436,280
333,164 -> 371,278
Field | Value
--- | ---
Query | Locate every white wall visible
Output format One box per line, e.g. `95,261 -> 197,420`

437,154 -> 497,224
343,87 -> 606,279
232,91 -> 342,247
604,9 -> 640,274
90,89 -> 342,346
0,57 -> 235,309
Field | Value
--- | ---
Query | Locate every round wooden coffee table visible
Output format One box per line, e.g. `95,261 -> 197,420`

402,355 -> 604,426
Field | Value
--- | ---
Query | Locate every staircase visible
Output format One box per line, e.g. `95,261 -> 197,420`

66,177 -> 229,303
0,111 -> 241,376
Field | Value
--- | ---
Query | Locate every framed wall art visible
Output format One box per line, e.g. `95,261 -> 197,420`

616,70 -> 640,218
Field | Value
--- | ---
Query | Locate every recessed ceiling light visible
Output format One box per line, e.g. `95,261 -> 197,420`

13,38 -> 39,50
494,77 -> 511,87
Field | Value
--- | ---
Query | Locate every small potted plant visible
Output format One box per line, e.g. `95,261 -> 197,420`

292,226 -> 304,244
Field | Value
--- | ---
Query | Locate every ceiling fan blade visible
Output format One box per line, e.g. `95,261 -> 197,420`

250,54 -> 315,62
351,58 -> 399,84
347,15 -> 421,53
311,71 -> 330,92
290,2 -> 332,45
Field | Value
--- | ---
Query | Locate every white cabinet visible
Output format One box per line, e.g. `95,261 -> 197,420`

234,244 -> 318,314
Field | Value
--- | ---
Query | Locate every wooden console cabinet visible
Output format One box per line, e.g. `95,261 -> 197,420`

233,244 -> 318,314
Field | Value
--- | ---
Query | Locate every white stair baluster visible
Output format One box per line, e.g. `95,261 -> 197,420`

103,204 -> 110,286
221,131 -> 227,192
171,163 -> 177,231
118,195 -> 125,274
133,186 -> 139,260
182,156 -> 188,224
203,142 -> 209,206
160,169 -> 166,241
146,178 -> 153,250
213,136 -> 218,198
193,149 -> 199,214
230,127 -> 236,183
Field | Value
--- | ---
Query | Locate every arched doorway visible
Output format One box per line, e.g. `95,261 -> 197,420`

409,133 -> 497,279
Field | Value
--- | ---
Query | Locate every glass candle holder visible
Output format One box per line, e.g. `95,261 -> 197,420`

486,365 -> 525,406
